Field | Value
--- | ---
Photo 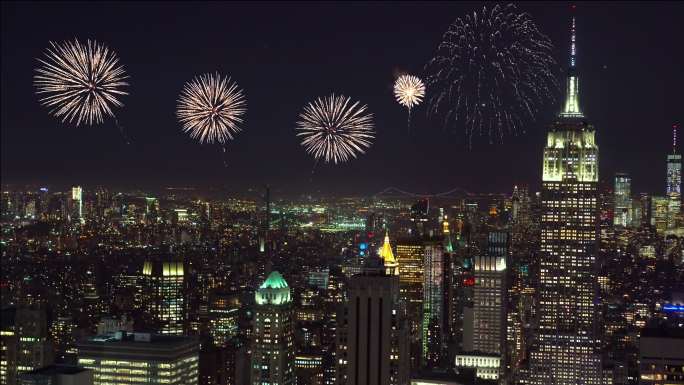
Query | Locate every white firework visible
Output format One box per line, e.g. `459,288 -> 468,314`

296,94 -> 375,164
394,74 -> 425,110
177,72 -> 246,144
34,38 -> 129,126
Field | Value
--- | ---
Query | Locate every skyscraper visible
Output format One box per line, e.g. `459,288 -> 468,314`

141,260 -> 185,335
70,186 -> 83,223
651,196 -> 670,234
251,271 -> 295,385
422,242 -> 445,366
666,124 -> 681,229
614,173 -> 632,227
471,233 -> 507,355
336,234 -> 409,385
395,241 -> 425,370
456,232 -> 507,381
529,14 -> 603,384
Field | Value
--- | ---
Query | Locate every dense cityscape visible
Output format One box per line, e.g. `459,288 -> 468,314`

2,128 -> 683,384
2,2 -> 683,385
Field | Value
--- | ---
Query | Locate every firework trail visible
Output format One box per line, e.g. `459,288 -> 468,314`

296,94 -> 375,165
34,38 -> 129,127
177,72 -> 246,145
425,3 -> 557,145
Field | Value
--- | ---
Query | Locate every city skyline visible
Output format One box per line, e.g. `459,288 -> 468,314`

2,2 -> 683,195
2,2 -> 684,385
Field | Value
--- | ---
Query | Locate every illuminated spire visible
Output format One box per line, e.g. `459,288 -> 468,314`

673,123 -> 679,154
379,231 -> 397,265
560,8 -> 583,118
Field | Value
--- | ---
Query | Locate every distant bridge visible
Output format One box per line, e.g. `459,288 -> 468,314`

372,186 -> 474,199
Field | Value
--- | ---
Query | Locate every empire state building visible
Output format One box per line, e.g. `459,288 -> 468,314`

528,14 -> 603,384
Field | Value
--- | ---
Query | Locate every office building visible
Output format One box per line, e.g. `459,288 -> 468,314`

251,271 -> 295,385
77,332 -> 199,385
208,292 -> 240,348
141,260 -> 185,335
457,232 -> 507,380
422,242 -> 445,366
529,15 -> 603,384
1,308 -> 15,385
666,125 -> 681,229
651,197 -> 669,234
614,173 -> 632,227
472,233 -> 507,354
308,269 -> 330,291
70,186 -> 83,223
1,306 -> 54,385
336,234 -> 409,385
395,241 -> 424,370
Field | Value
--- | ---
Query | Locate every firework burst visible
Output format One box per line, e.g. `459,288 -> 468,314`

34,38 -> 129,126
177,72 -> 246,144
296,94 -> 374,164
394,74 -> 425,110
425,3 -> 557,145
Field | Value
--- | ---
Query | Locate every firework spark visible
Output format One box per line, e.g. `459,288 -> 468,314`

34,38 -> 129,126
177,72 -> 246,144
296,94 -> 375,164
425,3 -> 557,144
394,74 -> 425,110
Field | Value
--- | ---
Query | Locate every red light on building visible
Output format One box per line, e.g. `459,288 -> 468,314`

463,277 -> 475,287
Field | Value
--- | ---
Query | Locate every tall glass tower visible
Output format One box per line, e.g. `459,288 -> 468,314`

529,14 -> 603,384
666,124 -> 681,228
614,173 -> 632,227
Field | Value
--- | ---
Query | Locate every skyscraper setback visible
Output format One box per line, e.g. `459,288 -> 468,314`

529,14 -> 603,384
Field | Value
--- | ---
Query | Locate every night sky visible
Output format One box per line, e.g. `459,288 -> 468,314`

2,1 -> 682,196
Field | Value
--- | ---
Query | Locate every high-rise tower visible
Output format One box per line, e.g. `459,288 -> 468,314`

141,260 -> 186,335
395,240 -> 424,370
336,233 -> 409,385
529,12 -> 603,384
422,242 -> 445,366
666,124 -> 681,228
251,271 -> 295,385
614,173 -> 632,227
70,186 -> 83,223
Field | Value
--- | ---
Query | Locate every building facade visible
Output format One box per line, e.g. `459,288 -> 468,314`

422,243 -> 445,366
471,233 -> 507,355
141,260 -> 185,335
395,241 -> 425,370
251,271 -> 296,385
336,234 -> 409,385
77,332 -> 199,385
529,15 -> 603,384
0,306 -> 54,385
614,173 -> 632,227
